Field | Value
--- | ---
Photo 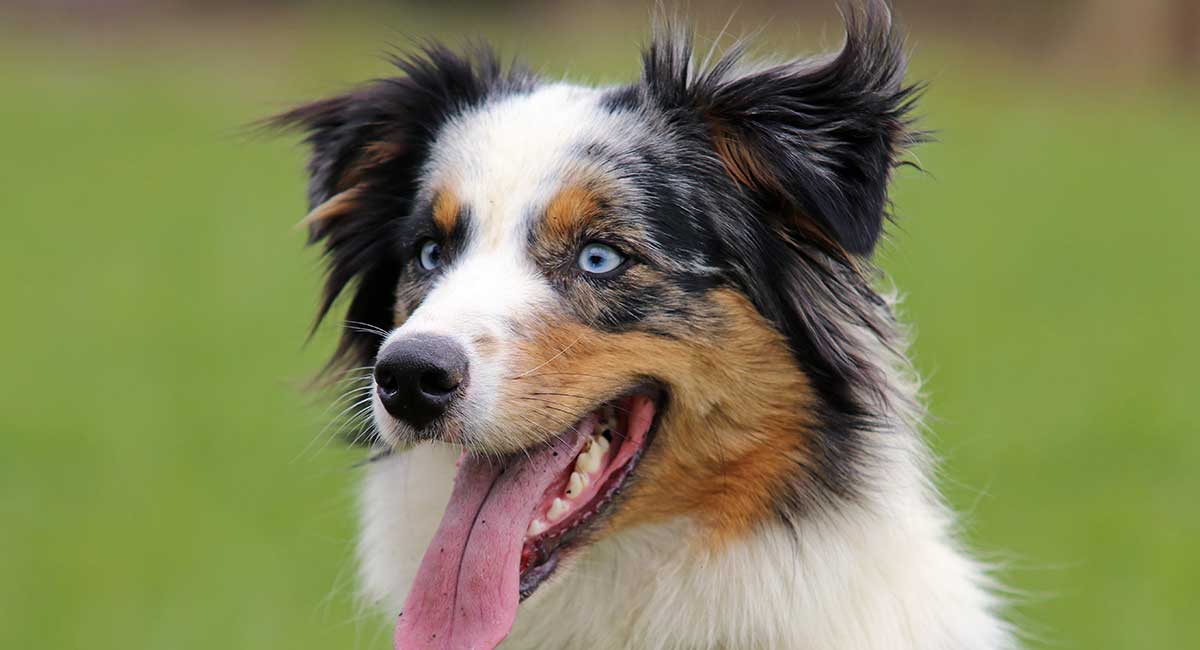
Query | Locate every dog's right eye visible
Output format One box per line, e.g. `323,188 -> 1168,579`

418,239 -> 442,272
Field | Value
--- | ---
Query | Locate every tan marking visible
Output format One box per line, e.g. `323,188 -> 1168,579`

299,187 -> 361,228
543,183 -> 604,240
494,290 -> 814,548
336,140 -> 404,191
784,218 -> 866,277
432,190 -> 461,235
298,141 -> 404,229
714,126 -> 866,266
711,125 -> 783,196
362,140 -> 403,165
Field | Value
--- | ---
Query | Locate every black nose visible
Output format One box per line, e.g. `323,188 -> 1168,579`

373,334 -> 469,429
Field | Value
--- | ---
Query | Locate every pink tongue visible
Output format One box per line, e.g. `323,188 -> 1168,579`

394,418 -> 594,650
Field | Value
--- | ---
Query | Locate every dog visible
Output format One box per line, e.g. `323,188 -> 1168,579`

273,2 -> 1013,648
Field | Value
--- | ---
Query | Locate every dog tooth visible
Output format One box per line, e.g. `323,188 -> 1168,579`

578,446 -> 598,472
577,448 -> 601,475
527,518 -> 548,537
548,498 -> 570,522
566,472 -> 586,498
594,434 -> 609,453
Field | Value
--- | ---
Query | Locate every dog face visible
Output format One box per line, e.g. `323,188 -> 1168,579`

276,4 -> 916,647
365,84 -> 717,455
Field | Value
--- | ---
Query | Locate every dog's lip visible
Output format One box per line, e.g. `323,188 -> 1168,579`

516,384 -> 665,600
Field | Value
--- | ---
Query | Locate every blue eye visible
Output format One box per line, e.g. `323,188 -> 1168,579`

418,240 -> 442,271
577,242 -> 625,276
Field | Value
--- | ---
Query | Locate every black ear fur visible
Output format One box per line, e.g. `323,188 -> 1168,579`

641,1 -> 921,256
268,44 -> 534,373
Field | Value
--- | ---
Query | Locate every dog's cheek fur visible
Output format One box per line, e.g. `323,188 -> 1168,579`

610,290 -> 818,545
493,289 -> 816,546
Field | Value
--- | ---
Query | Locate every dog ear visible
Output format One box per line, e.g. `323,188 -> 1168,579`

641,1 -> 920,256
269,44 -> 530,373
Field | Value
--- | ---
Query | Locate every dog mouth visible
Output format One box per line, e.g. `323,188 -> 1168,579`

394,388 -> 662,649
517,390 -> 662,599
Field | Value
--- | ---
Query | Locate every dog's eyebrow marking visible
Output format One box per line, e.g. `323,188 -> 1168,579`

432,190 -> 462,235
543,183 -> 604,239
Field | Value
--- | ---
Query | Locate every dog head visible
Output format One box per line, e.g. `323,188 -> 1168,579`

276,3 -> 918,647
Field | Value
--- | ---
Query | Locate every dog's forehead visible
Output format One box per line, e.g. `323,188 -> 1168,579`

422,83 -> 640,244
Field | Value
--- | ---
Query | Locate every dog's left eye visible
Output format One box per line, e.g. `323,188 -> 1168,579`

577,242 -> 625,276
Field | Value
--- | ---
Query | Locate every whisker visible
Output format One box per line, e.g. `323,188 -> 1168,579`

313,384 -> 371,417
508,414 -> 558,456
513,397 -> 593,422
343,320 -> 391,337
507,410 -> 579,452
326,371 -> 372,391
292,390 -> 378,463
345,415 -> 380,447
335,365 -> 377,375
354,447 -> 395,467
526,392 -> 633,414
510,370 -> 611,381
510,330 -> 587,379
334,403 -> 379,450
320,397 -> 376,445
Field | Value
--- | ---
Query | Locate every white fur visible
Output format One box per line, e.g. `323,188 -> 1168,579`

358,444 -> 459,608
359,420 -> 1012,649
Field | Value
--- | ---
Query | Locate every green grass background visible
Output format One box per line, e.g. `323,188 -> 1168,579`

1,5 -> 1197,649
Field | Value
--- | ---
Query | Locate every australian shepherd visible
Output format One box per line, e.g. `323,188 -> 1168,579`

273,2 -> 1012,648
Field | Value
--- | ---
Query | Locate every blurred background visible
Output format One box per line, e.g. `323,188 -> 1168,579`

1,1 -> 1196,648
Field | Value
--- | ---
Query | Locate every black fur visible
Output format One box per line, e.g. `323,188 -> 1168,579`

633,1 -> 921,256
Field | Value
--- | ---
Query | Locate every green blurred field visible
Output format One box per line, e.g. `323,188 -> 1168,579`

1,7 -> 1197,649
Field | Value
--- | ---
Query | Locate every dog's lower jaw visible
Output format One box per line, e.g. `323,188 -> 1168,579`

357,444 -> 1015,650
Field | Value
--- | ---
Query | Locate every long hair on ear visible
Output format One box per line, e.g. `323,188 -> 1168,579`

631,1 -> 926,506
642,0 -> 924,257
265,44 -> 536,380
